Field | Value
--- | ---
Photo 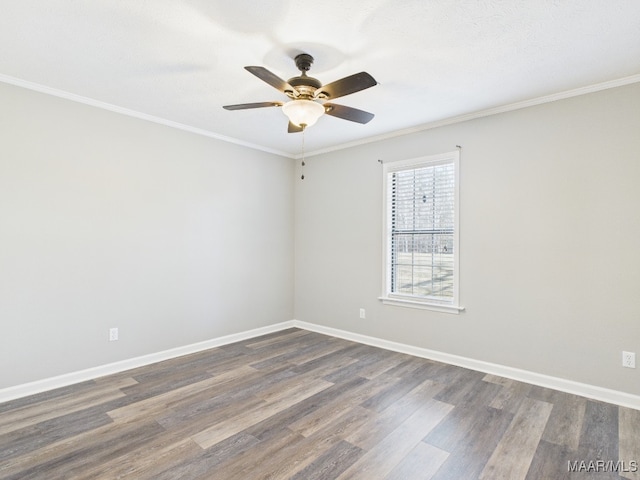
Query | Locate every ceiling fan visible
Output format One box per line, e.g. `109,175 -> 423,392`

223,53 -> 377,133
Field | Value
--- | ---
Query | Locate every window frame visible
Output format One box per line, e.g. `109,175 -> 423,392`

380,150 -> 463,314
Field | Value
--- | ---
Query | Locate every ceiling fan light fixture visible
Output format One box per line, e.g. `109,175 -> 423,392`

282,99 -> 324,128
223,54 -> 377,133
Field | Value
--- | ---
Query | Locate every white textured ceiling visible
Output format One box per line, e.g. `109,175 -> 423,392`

1,1 -> 639,156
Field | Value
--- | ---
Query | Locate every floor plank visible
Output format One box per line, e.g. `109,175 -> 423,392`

344,379 -> 445,451
336,398 -> 453,479
385,441 -> 450,480
479,397 -> 553,480
191,377 -> 333,449
541,392 -> 587,450
427,405 -> 514,480
291,440 -> 363,480
619,407 -> 640,480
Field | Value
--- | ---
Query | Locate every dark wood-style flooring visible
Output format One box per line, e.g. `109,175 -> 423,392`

1,328 -> 639,479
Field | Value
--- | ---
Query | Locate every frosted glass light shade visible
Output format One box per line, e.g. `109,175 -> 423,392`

282,100 -> 324,128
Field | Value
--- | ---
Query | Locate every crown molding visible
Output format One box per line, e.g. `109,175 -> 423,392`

2,72 -> 638,160
0,73 -> 295,159
299,73 -> 640,159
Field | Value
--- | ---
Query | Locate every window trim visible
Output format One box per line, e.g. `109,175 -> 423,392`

379,150 -> 464,314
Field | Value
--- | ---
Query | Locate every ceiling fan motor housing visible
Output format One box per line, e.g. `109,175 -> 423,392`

287,75 -> 322,91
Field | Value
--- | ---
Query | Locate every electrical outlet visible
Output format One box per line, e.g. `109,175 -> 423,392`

622,351 -> 636,368
359,308 -> 366,319
109,327 -> 119,342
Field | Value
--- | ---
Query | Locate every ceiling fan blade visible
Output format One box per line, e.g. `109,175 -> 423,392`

245,66 -> 295,93
324,103 -> 375,124
223,102 -> 283,110
317,72 -> 377,100
288,122 -> 304,133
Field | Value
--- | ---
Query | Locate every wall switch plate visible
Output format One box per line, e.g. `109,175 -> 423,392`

359,308 -> 366,319
622,351 -> 636,368
109,327 -> 119,342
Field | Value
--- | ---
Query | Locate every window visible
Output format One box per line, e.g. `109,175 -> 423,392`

381,150 -> 463,313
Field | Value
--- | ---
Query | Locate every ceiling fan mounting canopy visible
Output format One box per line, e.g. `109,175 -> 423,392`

294,53 -> 314,72
223,52 -> 377,132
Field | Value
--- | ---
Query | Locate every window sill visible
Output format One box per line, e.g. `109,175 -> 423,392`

378,296 -> 465,314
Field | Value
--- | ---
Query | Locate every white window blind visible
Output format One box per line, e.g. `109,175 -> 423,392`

381,151 -> 461,312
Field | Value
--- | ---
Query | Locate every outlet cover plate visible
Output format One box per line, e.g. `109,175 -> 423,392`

622,351 -> 636,368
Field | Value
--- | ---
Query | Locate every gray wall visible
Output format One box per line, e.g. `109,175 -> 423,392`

3,78 -> 639,397
0,82 -> 294,388
294,82 -> 640,395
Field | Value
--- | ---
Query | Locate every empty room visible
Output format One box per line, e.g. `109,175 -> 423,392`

1,1 -> 640,479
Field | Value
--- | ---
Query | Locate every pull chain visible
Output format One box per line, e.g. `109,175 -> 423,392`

301,127 -> 306,180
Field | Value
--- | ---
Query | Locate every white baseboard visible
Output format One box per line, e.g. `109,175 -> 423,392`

0,321 -> 296,403
292,320 -> 640,411
3,319 -> 639,411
